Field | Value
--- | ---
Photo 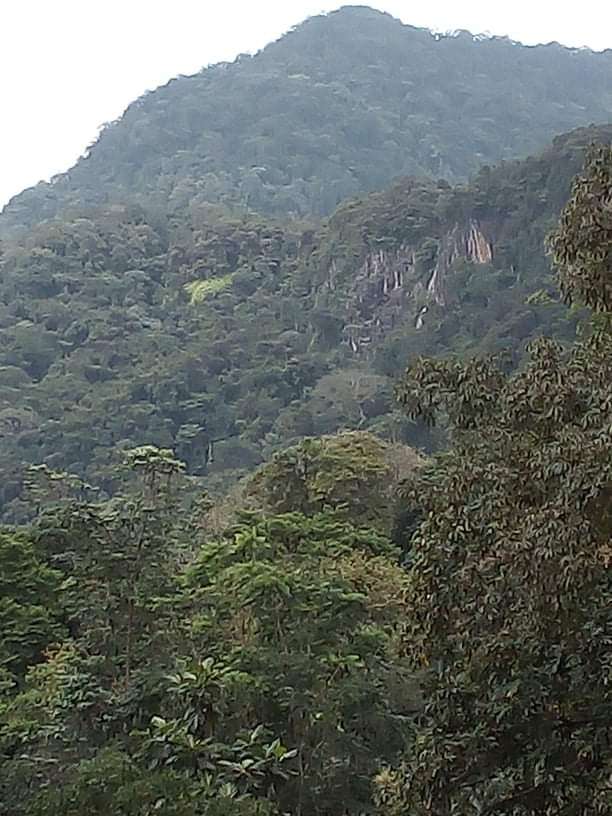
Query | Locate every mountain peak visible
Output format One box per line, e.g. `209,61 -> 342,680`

2,9 -> 612,237
293,4 -> 399,25
282,4 -> 409,41
322,4 -> 395,17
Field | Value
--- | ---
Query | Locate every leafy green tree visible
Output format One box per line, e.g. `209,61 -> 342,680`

0,448 -> 196,813
375,145 -> 612,815
28,745 -> 280,816
548,144 -> 612,313
31,447 -> 188,686
248,431 -> 421,533
1,441 -> 418,816
1,642 -> 279,816
182,511 -> 417,815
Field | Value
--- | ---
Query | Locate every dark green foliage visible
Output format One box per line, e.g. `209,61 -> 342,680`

181,511 -> 415,815
381,335 -> 612,815
1,127 -> 611,520
28,748 -> 277,816
549,144 -> 612,312
0,531 -> 66,687
248,431 -> 422,533
375,136 -> 612,816
0,454 -> 414,816
3,7 -> 612,232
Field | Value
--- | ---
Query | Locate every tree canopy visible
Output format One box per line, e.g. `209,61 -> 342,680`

375,136 -> 612,816
1,126 -> 610,521
1,12 -> 612,813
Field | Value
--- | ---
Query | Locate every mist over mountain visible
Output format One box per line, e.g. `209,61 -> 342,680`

2,4 -> 612,236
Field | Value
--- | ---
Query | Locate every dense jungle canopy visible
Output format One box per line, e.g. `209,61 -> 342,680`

1,7 -> 612,815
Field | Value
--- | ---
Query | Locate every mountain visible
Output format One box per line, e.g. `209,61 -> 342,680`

1,123 -> 611,520
2,5 -> 612,236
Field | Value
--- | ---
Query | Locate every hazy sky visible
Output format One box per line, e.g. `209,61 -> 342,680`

2,0 -> 612,207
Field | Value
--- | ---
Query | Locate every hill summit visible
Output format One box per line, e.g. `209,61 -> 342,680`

2,5 -> 612,235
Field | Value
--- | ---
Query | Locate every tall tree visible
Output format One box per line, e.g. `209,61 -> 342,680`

0,448 -> 194,814
181,510 -> 416,816
375,147 -> 612,814
247,431 -> 421,534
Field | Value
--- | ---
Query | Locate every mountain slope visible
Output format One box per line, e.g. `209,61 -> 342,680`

1,124 -> 611,520
2,5 -> 612,235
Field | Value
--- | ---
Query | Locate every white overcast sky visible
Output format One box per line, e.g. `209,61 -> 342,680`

1,0 -> 612,207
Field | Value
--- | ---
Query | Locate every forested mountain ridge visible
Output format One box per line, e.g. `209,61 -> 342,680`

1,123 -> 610,520
3,4 -> 612,235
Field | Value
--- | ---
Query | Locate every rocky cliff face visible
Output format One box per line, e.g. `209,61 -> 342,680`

431,220 -> 493,301
322,220 -> 494,354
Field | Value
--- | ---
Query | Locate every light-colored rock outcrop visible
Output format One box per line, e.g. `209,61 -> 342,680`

328,220 -> 493,354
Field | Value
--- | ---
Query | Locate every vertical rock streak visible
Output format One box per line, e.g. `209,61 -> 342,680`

330,221 -> 493,353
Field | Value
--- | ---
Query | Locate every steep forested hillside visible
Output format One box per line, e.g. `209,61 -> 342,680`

1,124 -> 610,520
2,7 -> 612,808
2,5 -> 612,235
1,145 -> 611,816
